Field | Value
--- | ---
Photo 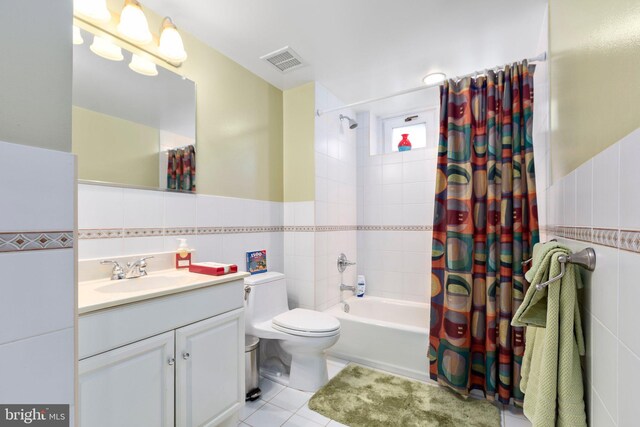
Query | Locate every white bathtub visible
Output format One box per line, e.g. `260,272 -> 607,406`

325,296 -> 430,381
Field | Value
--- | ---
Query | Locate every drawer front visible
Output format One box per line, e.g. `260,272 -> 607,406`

79,279 -> 243,359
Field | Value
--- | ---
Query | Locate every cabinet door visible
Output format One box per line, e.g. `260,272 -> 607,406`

79,331 -> 175,427
176,308 -> 244,427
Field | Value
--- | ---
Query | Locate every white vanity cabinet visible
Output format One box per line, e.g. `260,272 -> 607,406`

78,275 -> 247,427
176,310 -> 243,427
79,332 -> 176,427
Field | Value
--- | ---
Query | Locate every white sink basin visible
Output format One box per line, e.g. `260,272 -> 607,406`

95,273 -> 202,293
78,269 -> 249,314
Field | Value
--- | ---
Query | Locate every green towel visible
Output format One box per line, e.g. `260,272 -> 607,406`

512,242 -> 587,427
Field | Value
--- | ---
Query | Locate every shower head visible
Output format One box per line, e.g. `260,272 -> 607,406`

339,114 -> 358,129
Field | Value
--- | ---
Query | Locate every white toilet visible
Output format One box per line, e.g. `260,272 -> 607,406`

244,272 -> 341,392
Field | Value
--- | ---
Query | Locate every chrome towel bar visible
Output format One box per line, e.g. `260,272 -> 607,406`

534,247 -> 597,291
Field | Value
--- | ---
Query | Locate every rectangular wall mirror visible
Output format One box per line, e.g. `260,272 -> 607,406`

72,28 -> 196,192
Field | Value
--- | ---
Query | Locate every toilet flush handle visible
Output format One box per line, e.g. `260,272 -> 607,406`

244,285 -> 251,301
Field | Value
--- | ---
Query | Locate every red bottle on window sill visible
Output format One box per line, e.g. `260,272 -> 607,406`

398,134 -> 412,151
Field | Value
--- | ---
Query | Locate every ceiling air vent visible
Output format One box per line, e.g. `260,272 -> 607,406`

260,46 -> 305,73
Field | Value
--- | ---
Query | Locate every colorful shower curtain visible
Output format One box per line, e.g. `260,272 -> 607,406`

167,145 -> 196,192
429,61 -> 539,406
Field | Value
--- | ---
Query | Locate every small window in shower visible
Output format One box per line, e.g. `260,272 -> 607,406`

380,108 -> 437,154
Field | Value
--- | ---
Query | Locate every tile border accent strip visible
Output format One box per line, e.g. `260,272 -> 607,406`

78,229 -> 123,239
0,231 -> 74,253
543,226 -> 640,253
358,225 -> 433,231
78,224 -> 435,239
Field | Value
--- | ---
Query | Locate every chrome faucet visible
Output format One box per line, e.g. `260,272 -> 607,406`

101,260 -> 125,280
337,253 -> 356,273
337,253 -> 357,295
100,256 -> 154,280
340,283 -> 356,294
125,256 -> 154,279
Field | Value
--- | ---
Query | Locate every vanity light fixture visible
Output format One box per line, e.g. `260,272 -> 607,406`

74,0 -> 188,67
158,17 -> 187,63
90,35 -> 124,61
422,72 -> 447,86
75,0 -> 111,23
129,53 -> 158,76
117,0 -> 152,44
73,26 -> 84,45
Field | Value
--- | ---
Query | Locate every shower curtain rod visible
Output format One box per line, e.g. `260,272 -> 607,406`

316,52 -> 547,116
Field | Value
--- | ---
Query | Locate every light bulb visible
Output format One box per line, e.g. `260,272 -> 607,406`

74,0 -> 111,23
90,35 -> 124,61
73,26 -> 84,45
159,17 -> 187,62
129,54 -> 158,76
422,72 -> 447,86
117,0 -> 152,44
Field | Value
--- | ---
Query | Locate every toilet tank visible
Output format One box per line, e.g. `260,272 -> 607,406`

244,272 -> 289,324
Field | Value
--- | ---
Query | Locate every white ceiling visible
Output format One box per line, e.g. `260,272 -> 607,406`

142,0 -> 547,105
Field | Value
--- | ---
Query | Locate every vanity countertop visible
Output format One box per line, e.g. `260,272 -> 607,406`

78,269 -> 250,315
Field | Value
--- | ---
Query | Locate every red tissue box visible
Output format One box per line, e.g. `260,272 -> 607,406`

189,262 -> 238,276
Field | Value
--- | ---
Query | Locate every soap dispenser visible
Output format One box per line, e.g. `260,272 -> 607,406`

175,238 -> 192,269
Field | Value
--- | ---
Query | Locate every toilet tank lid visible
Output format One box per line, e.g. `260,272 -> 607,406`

244,271 -> 285,285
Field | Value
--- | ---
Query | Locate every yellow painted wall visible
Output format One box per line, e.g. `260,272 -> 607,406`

283,83 -> 316,202
72,107 -> 160,188
550,0 -> 640,180
101,0 -> 283,201
178,33 -> 283,201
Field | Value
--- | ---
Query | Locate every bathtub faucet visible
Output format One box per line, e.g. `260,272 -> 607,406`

337,253 -> 356,273
340,283 -> 356,294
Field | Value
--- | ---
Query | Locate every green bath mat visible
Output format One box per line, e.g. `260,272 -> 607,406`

309,365 -> 501,427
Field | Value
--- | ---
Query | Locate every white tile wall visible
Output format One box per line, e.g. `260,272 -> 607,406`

78,184 -> 124,230
77,184 -> 284,274
546,127 -> 640,425
0,141 -> 75,412
591,143 -> 619,229
0,142 -> 74,232
0,250 -> 75,345
354,107 -> 437,302
0,328 -> 75,404
311,83 -> 358,311
618,130 -> 640,230
618,250 -> 640,358
284,230 -> 315,310
283,201 -> 316,309
575,160 -> 593,227
124,188 -> 163,228
617,343 -> 640,427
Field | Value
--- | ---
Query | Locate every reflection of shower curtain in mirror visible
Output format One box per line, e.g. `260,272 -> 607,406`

429,61 -> 539,406
167,145 -> 196,192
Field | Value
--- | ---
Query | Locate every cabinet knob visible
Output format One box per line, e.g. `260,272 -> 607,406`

182,352 -> 190,360
168,357 -> 175,366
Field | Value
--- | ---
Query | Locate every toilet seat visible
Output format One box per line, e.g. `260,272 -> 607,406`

272,309 -> 341,337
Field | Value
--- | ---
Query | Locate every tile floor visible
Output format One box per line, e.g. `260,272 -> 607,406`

239,357 -> 532,427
